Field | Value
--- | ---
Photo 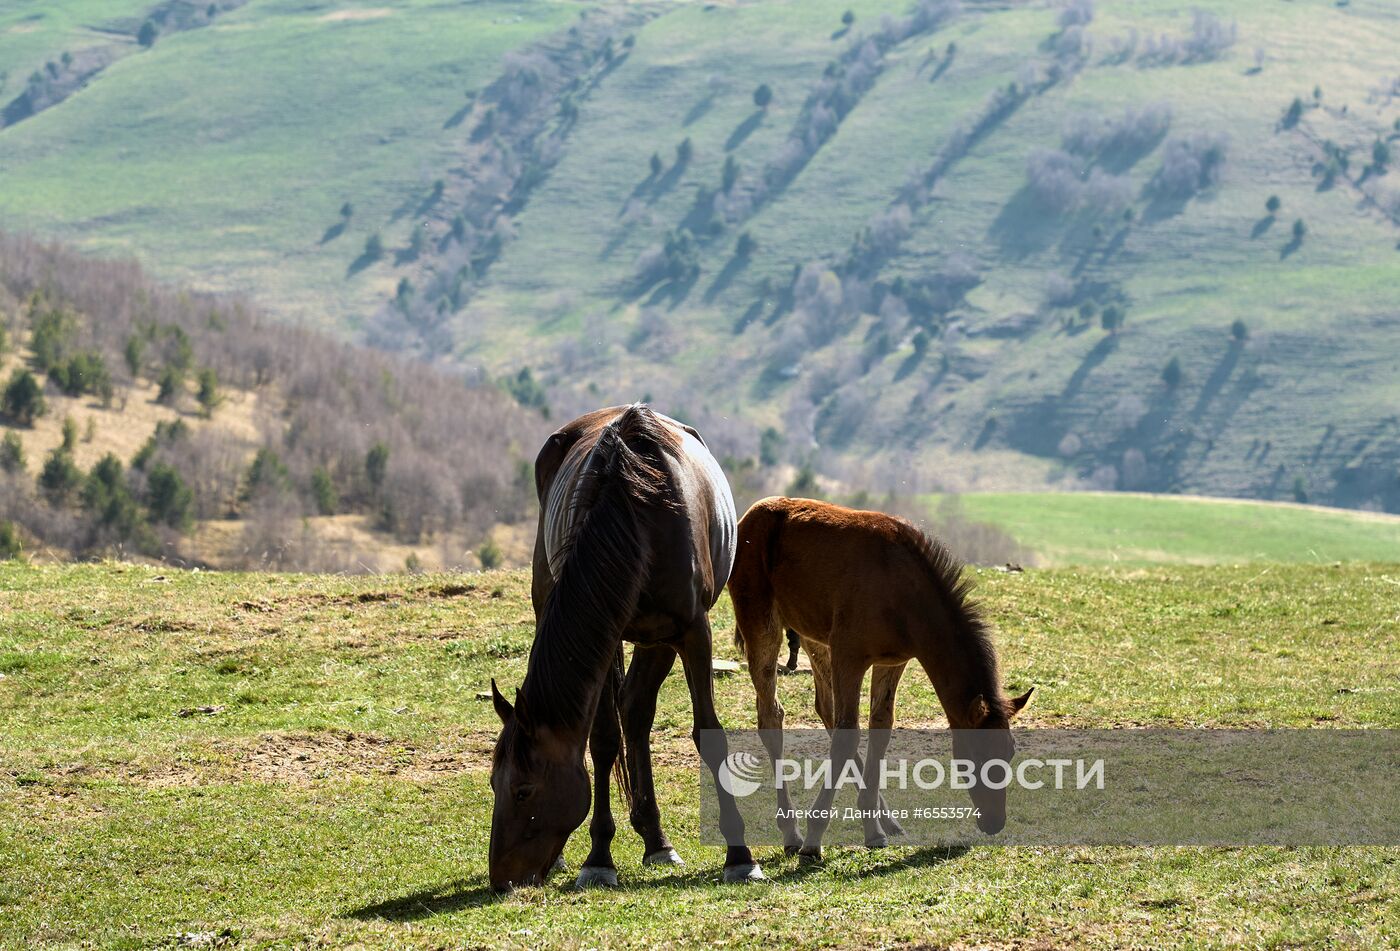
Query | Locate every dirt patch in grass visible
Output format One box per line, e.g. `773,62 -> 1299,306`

243,581 -> 497,612
13,730 -> 503,790
238,730 -> 480,783
224,729 -> 515,784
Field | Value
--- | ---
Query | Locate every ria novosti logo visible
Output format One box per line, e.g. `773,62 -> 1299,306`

717,750 -> 767,798
716,750 -> 1106,797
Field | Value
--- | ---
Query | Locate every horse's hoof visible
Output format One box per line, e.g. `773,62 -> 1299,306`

797,847 -> 823,865
643,848 -> 684,866
880,815 -> 906,838
783,843 -> 802,857
722,862 -> 766,883
866,835 -> 889,850
551,855 -> 569,872
574,866 -> 618,889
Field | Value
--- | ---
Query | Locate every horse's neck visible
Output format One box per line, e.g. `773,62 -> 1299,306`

521,634 -> 617,742
921,604 -> 1000,728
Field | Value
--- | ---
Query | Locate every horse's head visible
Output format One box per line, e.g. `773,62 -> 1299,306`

952,686 -> 1033,835
487,679 -> 591,892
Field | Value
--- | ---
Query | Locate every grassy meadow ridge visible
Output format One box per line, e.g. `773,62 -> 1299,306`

1,560 -> 1397,947
926,491 -> 1400,565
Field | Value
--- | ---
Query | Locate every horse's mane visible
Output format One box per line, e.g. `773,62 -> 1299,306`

519,404 -> 676,735
889,518 -> 1011,721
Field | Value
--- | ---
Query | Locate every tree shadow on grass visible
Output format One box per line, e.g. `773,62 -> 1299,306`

1063,333 -> 1118,399
443,101 -> 474,130
733,297 -> 765,334
893,349 -> 924,382
683,94 -> 716,127
1140,190 -> 1190,225
725,111 -> 764,152
647,158 -> 689,204
646,270 -> 701,310
1250,215 -> 1275,239
1190,339 -> 1242,421
319,221 -> 347,245
1280,235 -> 1303,259
704,253 -> 750,303
346,250 -> 380,277
988,186 -> 1060,260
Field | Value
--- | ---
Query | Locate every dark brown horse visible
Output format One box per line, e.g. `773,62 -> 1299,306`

728,496 -> 1032,859
489,404 -> 763,890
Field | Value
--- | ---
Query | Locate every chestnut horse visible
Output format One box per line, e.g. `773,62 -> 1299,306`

728,496 -> 1032,859
488,404 -> 763,890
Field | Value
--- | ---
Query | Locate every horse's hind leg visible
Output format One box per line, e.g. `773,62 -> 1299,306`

678,614 -> 764,883
862,662 -> 908,847
621,644 -> 683,865
577,690 -> 622,888
806,642 -> 836,729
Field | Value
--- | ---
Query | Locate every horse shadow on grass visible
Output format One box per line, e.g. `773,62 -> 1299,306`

347,879 -> 499,921
347,843 -> 972,919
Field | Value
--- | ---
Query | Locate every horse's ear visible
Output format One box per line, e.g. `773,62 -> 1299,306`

1009,687 -> 1034,718
490,678 -> 514,723
966,694 -> 991,727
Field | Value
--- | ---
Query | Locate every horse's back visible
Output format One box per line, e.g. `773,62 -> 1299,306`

533,404 -> 736,626
734,496 -> 935,650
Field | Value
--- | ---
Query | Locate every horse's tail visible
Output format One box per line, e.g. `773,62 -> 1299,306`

730,497 -> 786,652
603,644 -> 632,806
538,403 -> 674,811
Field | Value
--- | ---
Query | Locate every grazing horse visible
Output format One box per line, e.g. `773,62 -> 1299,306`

728,496 -> 1032,859
488,404 -> 763,891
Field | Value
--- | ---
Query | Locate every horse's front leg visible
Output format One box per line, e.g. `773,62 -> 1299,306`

798,658 -> 863,863
862,663 -> 908,847
677,615 -> 765,883
576,689 -> 622,888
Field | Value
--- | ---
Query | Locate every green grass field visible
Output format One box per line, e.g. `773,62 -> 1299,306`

2,561 -> 1397,947
930,491 -> 1400,565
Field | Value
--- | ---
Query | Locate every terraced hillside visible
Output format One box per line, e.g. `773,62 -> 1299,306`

2,0 -> 1398,510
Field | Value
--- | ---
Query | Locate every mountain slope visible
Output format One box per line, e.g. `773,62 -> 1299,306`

2,0 -> 1398,510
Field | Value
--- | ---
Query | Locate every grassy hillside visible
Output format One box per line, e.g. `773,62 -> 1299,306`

0,0 -> 576,326
928,491 -> 1400,565
2,562 -> 1397,946
1,0 -> 1398,510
